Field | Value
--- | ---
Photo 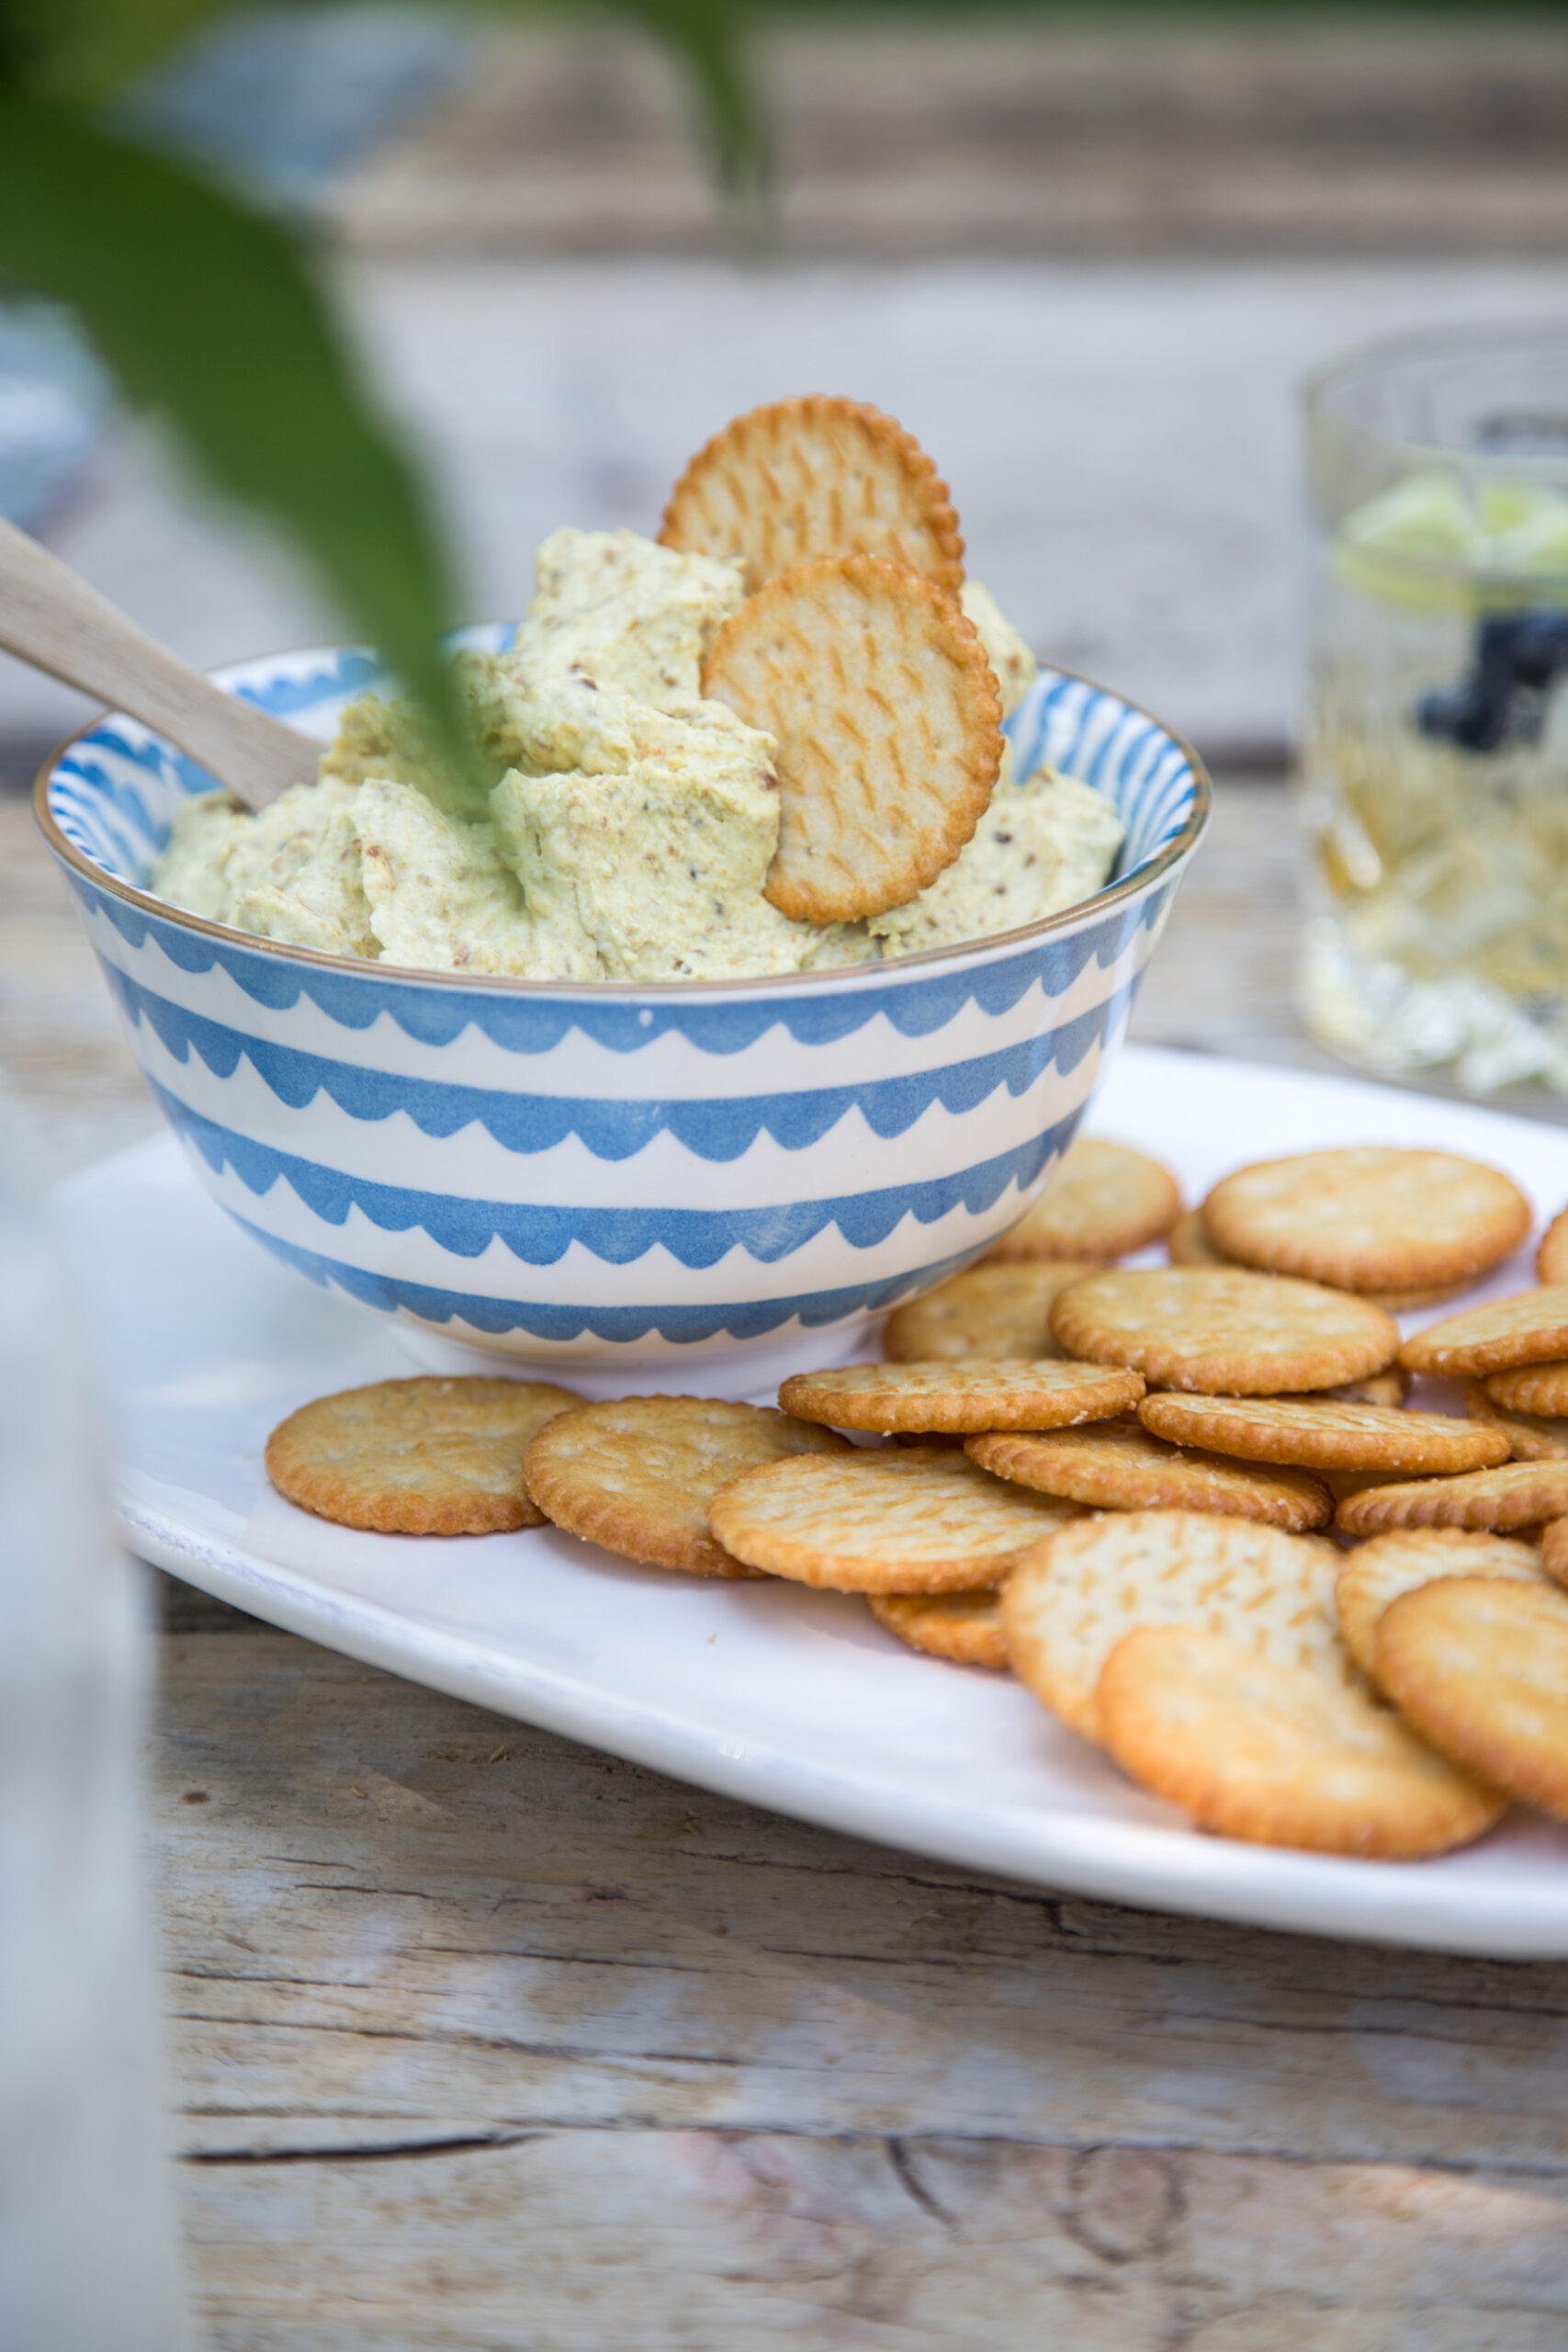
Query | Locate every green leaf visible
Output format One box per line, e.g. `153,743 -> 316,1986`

600,0 -> 773,232
0,89 -> 479,798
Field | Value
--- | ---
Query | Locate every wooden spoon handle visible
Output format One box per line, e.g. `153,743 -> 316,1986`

0,513 -> 315,810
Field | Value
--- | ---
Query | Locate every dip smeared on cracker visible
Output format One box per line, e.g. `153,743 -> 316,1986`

149,398 -> 1125,981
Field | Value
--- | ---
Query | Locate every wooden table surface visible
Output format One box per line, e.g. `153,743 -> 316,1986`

7,784 -> 1568,2349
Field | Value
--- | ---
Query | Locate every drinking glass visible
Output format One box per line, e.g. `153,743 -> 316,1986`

0,1091 -> 190,2348
1301,322 -> 1568,1095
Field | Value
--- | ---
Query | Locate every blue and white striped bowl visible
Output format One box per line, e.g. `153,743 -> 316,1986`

38,632 -> 1209,1388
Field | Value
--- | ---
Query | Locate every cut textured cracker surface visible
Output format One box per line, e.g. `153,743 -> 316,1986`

1138,1391 -> 1508,1476
1050,1267 -> 1398,1396
522,1396 -> 848,1578
265,1376 -> 583,1536
1334,1527 -> 1548,1678
1377,1576 -> 1568,1819
703,554 -> 1000,923
1485,1360 -> 1568,1416
1464,1381 -> 1568,1462
778,1357 -> 1144,1434
868,1588 -> 1009,1669
1335,1457 -> 1568,1536
986,1138 -> 1181,1263
1539,1208 -> 1568,1286
1201,1147 -> 1530,1295
1098,1625 -> 1502,1858
1001,1508 -> 1347,1744
707,1447 -> 1085,1592
1399,1286 -> 1568,1377
884,1260 -> 1096,1363
967,1421 -> 1332,1530
659,395 -> 964,595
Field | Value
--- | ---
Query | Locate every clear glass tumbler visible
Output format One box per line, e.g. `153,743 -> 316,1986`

0,1091 -> 190,2348
1300,322 -> 1568,1096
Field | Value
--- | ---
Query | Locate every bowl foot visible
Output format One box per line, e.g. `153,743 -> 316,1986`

386,1310 -> 882,1402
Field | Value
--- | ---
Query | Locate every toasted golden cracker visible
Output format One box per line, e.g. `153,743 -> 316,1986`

1165,1204 -> 1464,1311
868,1587 -> 1009,1668
265,1376 -> 583,1536
1201,1147 -> 1529,1296
522,1396 -> 848,1578
1335,1457 -> 1568,1536
1376,1576 -> 1568,1818
659,395 -> 964,595
883,1260 -> 1096,1362
967,1421 -> 1332,1530
1540,1517 -> 1568,1587
986,1138 -> 1181,1263
1050,1266 -> 1399,1396
1484,1360 -> 1568,1416
1323,1466 -> 1416,1506
1167,1207 -> 1226,1267
1334,1527 -> 1547,1677
778,1357 -> 1144,1434
1399,1285 -> 1568,1377
1098,1625 -> 1501,1857
1288,1369 -> 1411,1408
1539,1209 -> 1568,1286
707,1447 -> 1084,1592
1001,1508 -> 1346,1742
702,555 -> 1001,923
1464,1381 -> 1568,1462
1138,1391 -> 1508,1476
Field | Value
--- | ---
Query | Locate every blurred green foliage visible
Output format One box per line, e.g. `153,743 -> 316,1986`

0,0 -> 768,773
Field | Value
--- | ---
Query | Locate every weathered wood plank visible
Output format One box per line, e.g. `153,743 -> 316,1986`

155,1634 -> 1568,2171
152,1636 -> 1568,2349
177,2128 -> 1568,2351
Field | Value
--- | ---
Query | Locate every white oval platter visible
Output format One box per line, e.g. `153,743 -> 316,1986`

62,1045 -> 1568,1957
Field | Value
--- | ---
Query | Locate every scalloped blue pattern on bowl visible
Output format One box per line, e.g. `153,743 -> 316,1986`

39,637 -> 1207,1368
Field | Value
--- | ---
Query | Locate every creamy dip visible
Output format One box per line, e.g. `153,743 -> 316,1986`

150,528 -> 1124,981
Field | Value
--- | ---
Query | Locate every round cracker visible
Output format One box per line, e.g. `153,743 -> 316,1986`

659,394 -> 965,595
1201,1147 -> 1529,1295
1334,1527 -> 1548,1678
1335,1457 -> 1568,1537
1098,1625 -> 1502,1858
883,1260 -> 1096,1362
1050,1267 -> 1399,1396
1376,1576 -> 1568,1818
522,1396 -> 848,1578
1167,1204 -> 1472,1311
703,555 -> 1001,923
778,1357 -> 1144,1434
868,1588 -> 1009,1669
1167,1207 -> 1225,1267
707,1447 -> 1084,1592
1484,1360 -> 1568,1417
265,1375 -> 583,1536
967,1421 -> 1332,1530
1464,1381 -> 1568,1463
1138,1391 -> 1508,1476
1283,1369 -> 1411,1408
986,1138 -> 1181,1264
1540,1518 -> 1568,1587
1399,1285 -> 1568,1378
1001,1508 -> 1347,1743
1538,1208 -> 1568,1286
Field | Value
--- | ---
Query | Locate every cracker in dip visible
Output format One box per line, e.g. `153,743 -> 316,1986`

149,527 -> 1124,981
